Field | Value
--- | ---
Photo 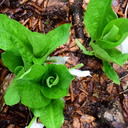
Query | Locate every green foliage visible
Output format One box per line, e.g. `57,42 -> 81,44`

1,0 -> 128,127
39,99 -> 65,128
84,0 -> 117,40
0,14 -> 71,70
102,61 -> 120,84
2,49 -> 23,72
98,18 -> 128,49
90,41 -> 128,66
30,24 -> 71,64
4,68 -> 25,105
4,82 -> 20,105
31,99 -> 65,128
77,0 -> 128,84
41,64 -> 74,99
4,64 -> 74,108
75,39 -> 93,55
0,14 -> 73,128
0,14 -> 33,69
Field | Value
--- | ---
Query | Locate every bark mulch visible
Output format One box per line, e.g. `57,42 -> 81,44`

0,0 -> 128,128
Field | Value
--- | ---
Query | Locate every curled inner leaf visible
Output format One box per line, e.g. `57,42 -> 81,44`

46,74 -> 59,88
102,24 -> 119,42
41,64 -> 74,99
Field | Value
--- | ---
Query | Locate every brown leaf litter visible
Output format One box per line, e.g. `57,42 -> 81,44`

0,0 -> 128,128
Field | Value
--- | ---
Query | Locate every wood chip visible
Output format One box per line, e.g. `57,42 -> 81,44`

20,0 -> 29,4
73,117 -> 81,128
28,1 -> 43,12
80,114 -> 95,124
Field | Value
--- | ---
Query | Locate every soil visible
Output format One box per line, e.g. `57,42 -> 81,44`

0,0 -> 128,128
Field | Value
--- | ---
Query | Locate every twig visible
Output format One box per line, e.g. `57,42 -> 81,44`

0,0 -> 6,6
70,0 -> 85,40
124,3 -> 128,18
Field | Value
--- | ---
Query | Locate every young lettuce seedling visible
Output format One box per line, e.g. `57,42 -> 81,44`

0,14 -> 74,128
76,0 -> 128,84
0,14 -> 71,70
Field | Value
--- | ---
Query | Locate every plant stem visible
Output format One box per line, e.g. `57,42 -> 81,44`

69,63 -> 84,70
45,59 -> 57,63
27,116 -> 37,128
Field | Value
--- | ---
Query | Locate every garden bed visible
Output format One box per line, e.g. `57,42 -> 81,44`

0,0 -> 128,128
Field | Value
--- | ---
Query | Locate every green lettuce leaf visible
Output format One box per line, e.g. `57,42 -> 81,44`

84,0 -> 117,40
4,68 -> 25,105
17,80 -> 51,108
17,64 -> 48,81
39,99 -> 64,128
18,63 -> 74,99
4,82 -> 20,106
75,39 -> 93,55
106,48 -> 128,65
14,66 -> 24,75
31,24 -> 71,64
0,14 -> 71,69
0,14 -> 33,69
7,64 -> 74,108
31,108 -> 43,117
90,42 -> 113,61
4,65 -> 51,108
102,24 -> 119,42
16,64 -> 51,108
102,61 -> 120,85
91,42 -> 128,66
41,64 -> 74,99
98,18 -> 128,49
1,49 -> 24,72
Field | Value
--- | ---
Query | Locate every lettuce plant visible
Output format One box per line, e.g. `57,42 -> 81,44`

0,14 -> 74,128
76,0 -> 128,84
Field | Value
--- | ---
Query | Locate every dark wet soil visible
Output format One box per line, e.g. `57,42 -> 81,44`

0,0 -> 128,128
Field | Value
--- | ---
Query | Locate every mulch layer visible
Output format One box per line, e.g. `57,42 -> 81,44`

0,0 -> 128,128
